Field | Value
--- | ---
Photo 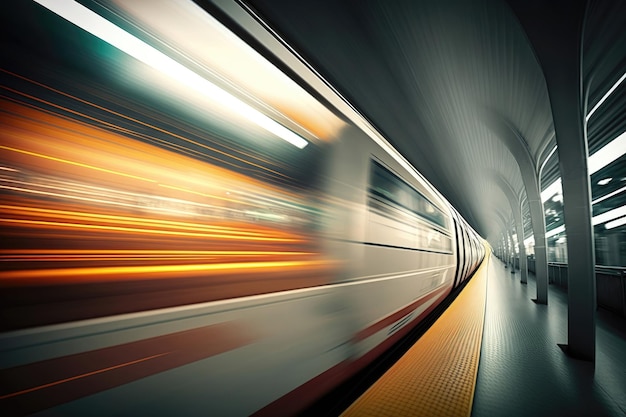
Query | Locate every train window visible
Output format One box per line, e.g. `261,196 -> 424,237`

369,160 -> 448,229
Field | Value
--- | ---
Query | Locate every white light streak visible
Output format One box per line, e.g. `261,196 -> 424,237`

33,0 -> 308,149
587,71 -> 626,121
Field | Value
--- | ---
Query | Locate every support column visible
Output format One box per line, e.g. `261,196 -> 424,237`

551,44 -> 596,362
519,200 -> 528,284
494,174 -> 528,283
529,196 -> 548,303
506,0 -> 595,362
508,227 -> 515,272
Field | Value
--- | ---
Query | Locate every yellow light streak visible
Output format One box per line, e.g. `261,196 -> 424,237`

0,249 -> 315,262
0,260 -> 329,281
0,177 -> 234,217
0,218 -> 300,242
0,249 -> 313,255
157,183 -> 243,204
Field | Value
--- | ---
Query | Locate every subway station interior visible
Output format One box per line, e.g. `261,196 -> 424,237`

0,0 -> 625,416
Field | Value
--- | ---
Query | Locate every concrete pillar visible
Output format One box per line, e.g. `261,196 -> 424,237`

506,0 -> 595,361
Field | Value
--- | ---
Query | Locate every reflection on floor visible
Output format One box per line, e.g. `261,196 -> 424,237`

472,258 -> 626,417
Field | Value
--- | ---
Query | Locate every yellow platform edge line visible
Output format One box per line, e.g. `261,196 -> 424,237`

465,245 -> 490,417
341,245 -> 491,417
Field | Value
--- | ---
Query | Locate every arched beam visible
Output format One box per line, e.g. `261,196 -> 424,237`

490,206 -> 515,268
491,172 -> 529,283
483,111 -> 549,303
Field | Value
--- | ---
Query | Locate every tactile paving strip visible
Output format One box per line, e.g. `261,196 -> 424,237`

341,250 -> 489,417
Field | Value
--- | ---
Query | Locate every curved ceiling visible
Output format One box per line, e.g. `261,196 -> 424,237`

237,0 -> 625,243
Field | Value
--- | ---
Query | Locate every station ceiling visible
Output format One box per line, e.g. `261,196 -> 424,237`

237,0 -> 626,242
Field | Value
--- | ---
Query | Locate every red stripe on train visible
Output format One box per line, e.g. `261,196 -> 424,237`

0,322 -> 255,415
252,285 -> 451,417
353,284 -> 450,342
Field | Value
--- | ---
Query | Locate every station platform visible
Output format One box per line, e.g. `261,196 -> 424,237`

340,254 -> 626,417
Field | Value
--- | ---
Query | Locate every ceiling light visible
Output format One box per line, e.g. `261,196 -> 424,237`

605,216 -> 626,230
33,0 -> 308,149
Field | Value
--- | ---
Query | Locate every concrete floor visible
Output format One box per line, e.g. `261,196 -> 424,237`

471,257 -> 626,417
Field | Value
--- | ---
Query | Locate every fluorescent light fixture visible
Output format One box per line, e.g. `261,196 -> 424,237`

524,205 -> 626,245
545,224 -> 565,239
592,185 -> 626,205
588,130 -> 626,175
592,205 -> 626,226
541,179 -> 562,203
541,130 -> 625,203
587,71 -> 626,121
597,177 -> 612,186
33,0 -> 308,149
606,216 -> 626,230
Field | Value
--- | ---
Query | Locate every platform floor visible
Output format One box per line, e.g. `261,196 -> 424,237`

340,253 -> 489,417
339,255 -> 626,417
472,258 -> 626,417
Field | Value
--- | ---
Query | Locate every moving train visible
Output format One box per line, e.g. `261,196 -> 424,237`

0,1 -> 484,415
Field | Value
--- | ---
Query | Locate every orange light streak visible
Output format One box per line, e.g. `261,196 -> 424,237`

0,73 -> 292,182
0,260 -> 329,282
0,352 -> 169,400
0,204 -> 292,237
0,249 -> 315,262
0,218 -> 300,242
0,144 -> 157,184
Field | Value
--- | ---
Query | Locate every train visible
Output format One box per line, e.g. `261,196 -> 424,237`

0,0 -> 484,415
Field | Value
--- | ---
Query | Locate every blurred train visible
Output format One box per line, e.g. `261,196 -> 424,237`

0,0 -> 484,415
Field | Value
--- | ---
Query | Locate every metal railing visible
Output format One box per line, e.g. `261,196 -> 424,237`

522,257 -> 626,317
